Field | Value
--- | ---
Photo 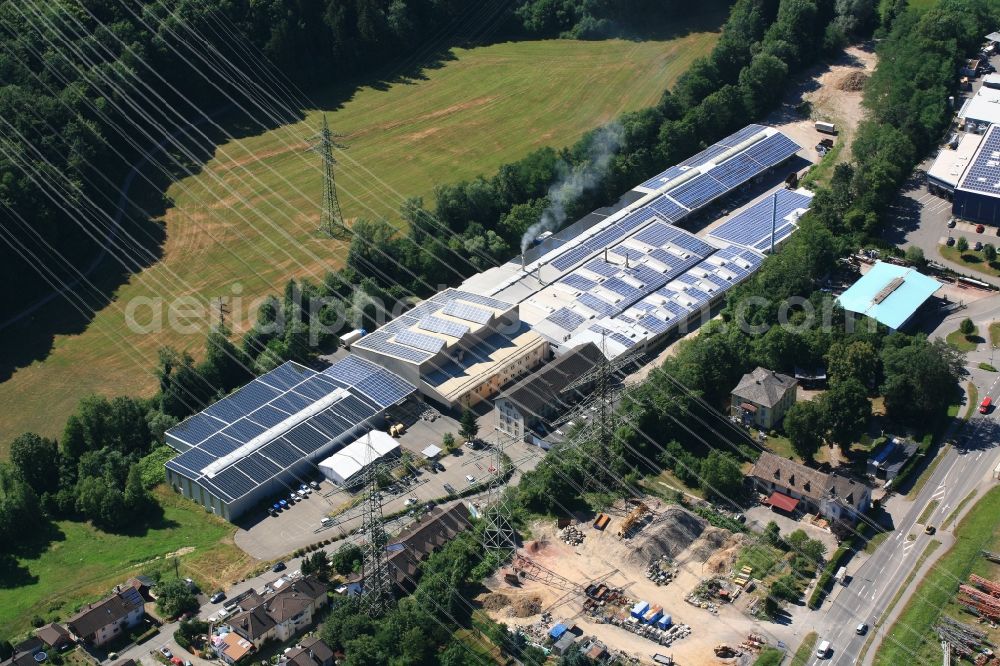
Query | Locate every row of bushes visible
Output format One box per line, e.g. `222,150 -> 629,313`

808,522 -> 871,609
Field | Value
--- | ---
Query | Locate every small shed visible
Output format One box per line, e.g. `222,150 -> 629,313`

552,634 -> 576,656
421,444 -> 442,460
549,623 -> 568,640
656,614 -> 672,630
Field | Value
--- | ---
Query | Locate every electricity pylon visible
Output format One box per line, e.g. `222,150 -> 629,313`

314,115 -> 348,238
482,430 -> 517,561
359,460 -> 393,617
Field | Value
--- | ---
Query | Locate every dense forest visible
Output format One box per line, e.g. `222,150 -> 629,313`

0,0 -> 691,319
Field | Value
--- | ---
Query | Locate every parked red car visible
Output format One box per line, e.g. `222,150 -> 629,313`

980,396 -> 992,414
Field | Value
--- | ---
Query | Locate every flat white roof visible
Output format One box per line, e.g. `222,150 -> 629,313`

928,133 -> 984,187
421,444 -> 442,458
318,430 -> 400,481
959,86 -> 1000,125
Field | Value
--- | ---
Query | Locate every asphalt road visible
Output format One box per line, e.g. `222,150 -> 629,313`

799,398 -> 1000,665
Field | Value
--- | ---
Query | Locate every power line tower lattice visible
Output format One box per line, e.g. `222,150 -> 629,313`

359,460 -> 393,617
482,430 -> 517,561
314,115 -> 348,238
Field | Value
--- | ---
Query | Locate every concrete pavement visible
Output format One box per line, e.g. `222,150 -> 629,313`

794,401 -> 1000,665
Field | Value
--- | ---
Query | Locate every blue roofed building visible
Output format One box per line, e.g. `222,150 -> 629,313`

836,261 -> 941,331
164,356 -> 415,522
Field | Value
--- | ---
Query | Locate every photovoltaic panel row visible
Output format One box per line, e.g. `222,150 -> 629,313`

546,307 -> 586,332
577,293 -> 619,317
258,362 -> 317,392
169,413 -> 229,448
743,133 -> 800,168
637,314 -> 673,334
561,273 -> 597,292
637,125 -> 775,191
617,208 -> 659,232
585,223 -> 633,250
442,301 -> 492,324
322,355 -> 381,387
270,390 -> 314,417
205,467 -> 256,502
672,232 -> 713,256
753,223 -> 796,250
626,264 -> 667,287
203,379 -> 284,424
639,165 -> 686,191
718,124 -> 767,147
254,440 -> 300,470
667,173 -> 727,210
450,291 -> 511,311
284,420 -> 330,455
609,246 -> 645,261
353,372 -> 414,408
167,446 -> 216,477
221,418 -> 268,444
234,454 -> 281,483
199,432 -> 244,458
634,222 -> 681,247
246,404 -> 294,430
582,258 -> 620,278
417,316 -> 469,338
647,195 -> 688,222
960,128 -> 1000,193
550,244 -> 594,271
602,277 -> 643,299
709,188 -> 811,248
353,329 -> 432,363
610,332 -> 636,348
395,329 -> 446,354
710,152 -> 765,189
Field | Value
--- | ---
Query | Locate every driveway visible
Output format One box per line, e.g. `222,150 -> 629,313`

744,505 -> 839,553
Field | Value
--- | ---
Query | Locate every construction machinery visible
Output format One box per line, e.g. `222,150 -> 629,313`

618,502 -> 649,538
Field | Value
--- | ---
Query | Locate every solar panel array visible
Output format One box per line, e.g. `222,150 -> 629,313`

959,125 -> 1000,195
545,307 -> 586,332
165,357 -> 415,503
352,288 -> 513,364
638,124 -> 768,190
536,127 -> 800,277
709,189 -> 814,249
395,329 -> 445,354
442,301 -> 492,324
417,316 -> 469,338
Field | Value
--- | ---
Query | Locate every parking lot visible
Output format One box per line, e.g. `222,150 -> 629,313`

233,399 -> 546,560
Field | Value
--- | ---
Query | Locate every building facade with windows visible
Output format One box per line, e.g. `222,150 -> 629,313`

494,342 -> 603,441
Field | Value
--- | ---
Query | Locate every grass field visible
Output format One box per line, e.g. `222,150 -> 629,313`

0,33 -> 723,451
874,486 -> 1000,666
0,486 -> 251,637
940,245 -> 1000,279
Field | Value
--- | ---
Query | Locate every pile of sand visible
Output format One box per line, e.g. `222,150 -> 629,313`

837,71 -> 868,91
510,595 -> 542,617
626,505 -> 709,567
481,593 -> 510,611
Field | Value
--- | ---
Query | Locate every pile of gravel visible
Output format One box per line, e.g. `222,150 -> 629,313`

626,505 -> 710,567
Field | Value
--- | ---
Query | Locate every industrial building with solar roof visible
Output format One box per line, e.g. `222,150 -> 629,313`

350,287 -> 548,409
461,124 -> 811,358
953,124 -> 1000,224
164,356 -> 415,521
